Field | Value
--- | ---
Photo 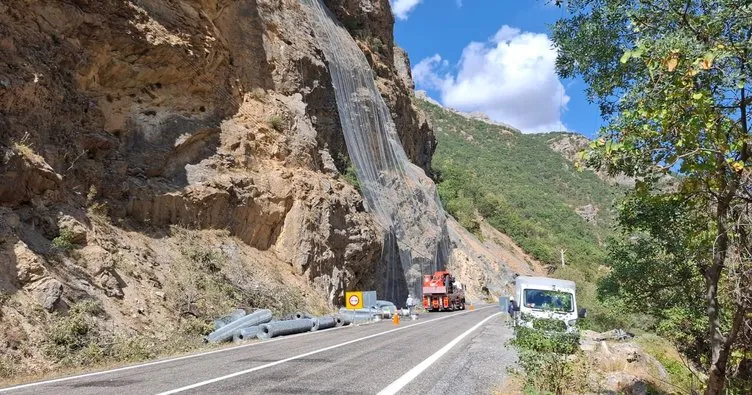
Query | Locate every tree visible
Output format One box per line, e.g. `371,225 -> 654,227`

551,1 -> 752,393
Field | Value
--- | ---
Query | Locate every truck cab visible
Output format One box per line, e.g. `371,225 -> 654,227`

422,271 -> 466,311
509,276 -> 585,333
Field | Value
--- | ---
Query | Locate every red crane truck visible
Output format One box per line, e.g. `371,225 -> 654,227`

422,271 -> 466,312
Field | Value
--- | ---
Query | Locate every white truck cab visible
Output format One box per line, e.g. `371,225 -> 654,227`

508,276 -> 586,333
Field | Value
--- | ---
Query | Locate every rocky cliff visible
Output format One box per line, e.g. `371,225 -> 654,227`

0,0 -> 440,378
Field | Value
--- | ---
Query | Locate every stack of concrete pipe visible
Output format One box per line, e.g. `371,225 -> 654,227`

206,309 -> 272,343
208,307 -> 373,344
213,308 -> 247,330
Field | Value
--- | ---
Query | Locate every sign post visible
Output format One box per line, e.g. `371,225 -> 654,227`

345,291 -> 363,309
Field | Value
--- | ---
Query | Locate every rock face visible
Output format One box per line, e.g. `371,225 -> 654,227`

324,0 -> 437,172
446,217 -> 545,301
548,133 -> 636,188
0,0 -> 442,375
0,0 -> 513,378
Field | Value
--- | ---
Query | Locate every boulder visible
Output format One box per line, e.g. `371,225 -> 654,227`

57,215 -> 88,245
14,242 -> 47,284
35,279 -> 63,311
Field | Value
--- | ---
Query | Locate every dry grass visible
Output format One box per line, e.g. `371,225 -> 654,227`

268,115 -> 284,132
12,133 -> 43,163
635,334 -> 700,393
248,87 -> 266,102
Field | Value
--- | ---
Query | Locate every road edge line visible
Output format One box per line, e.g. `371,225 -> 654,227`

376,311 -> 502,395
154,306 -> 496,395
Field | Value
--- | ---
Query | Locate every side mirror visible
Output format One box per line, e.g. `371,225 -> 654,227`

578,308 -> 588,319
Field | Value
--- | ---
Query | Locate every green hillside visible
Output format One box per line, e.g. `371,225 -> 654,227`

420,98 -> 623,289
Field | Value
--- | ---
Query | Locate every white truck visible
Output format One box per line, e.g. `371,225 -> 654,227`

504,276 -> 587,333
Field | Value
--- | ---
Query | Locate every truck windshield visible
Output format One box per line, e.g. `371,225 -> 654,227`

523,289 -> 573,312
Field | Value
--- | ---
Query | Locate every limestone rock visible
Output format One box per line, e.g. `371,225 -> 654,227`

14,242 -> 47,285
78,245 -> 123,298
603,372 -> 648,395
57,215 -> 88,245
0,147 -> 62,206
576,204 -> 598,223
393,46 -> 414,91
35,279 -> 63,311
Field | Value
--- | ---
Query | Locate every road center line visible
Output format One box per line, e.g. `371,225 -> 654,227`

155,307 -> 495,395
377,312 -> 502,395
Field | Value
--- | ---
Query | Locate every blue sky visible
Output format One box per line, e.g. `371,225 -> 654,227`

390,0 -> 603,137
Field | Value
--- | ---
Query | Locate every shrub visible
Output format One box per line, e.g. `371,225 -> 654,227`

343,164 -> 361,193
510,319 -> 583,394
165,243 -> 239,320
249,87 -> 266,102
268,115 -> 284,132
46,302 -> 98,362
12,132 -> 37,160
52,228 -> 76,250
371,37 -> 385,54
110,335 -> 156,363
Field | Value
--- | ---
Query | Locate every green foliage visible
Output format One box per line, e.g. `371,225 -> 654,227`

343,163 -> 361,193
336,152 -> 362,194
637,333 -> 699,393
166,244 -> 240,319
532,318 -> 569,333
552,1 -> 752,390
52,228 -> 76,250
45,301 -> 103,362
109,336 -> 156,363
370,37 -> 385,54
268,115 -> 284,132
510,320 -> 583,394
422,99 -> 620,276
421,99 -> 627,330
597,194 -> 710,364
42,300 -> 172,368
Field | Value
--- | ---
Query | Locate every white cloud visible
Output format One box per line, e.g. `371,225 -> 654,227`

412,25 -> 570,133
390,0 -> 422,20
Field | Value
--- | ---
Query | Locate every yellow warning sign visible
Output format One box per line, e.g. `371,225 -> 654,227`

345,291 -> 363,309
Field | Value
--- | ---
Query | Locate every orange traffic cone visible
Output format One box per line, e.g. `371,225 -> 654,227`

469,304 -> 475,311
392,313 -> 400,325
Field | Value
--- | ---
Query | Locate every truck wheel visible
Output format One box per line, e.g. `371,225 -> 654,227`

460,303 -> 465,310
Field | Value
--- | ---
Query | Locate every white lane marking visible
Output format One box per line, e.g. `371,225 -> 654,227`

155,306 -> 496,395
377,312 -> 502,395
0,311 -> 367,392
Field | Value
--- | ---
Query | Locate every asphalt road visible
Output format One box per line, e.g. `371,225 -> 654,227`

1,306 -> 515,395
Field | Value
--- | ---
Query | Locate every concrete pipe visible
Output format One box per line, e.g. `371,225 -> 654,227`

311,317 -> 337,331
337,310 -> 376,324
257,319 -> 314,340
213,308 -> 246,330
232,326 -> 260,342
334,315 -> 349,326
294,312 -> 312,319
206,309 -> 272,343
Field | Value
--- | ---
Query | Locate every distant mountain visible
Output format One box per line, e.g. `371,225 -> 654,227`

418,98 -> 625,282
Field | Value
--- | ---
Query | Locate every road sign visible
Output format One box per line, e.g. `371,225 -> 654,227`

345,291 -> 363,309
